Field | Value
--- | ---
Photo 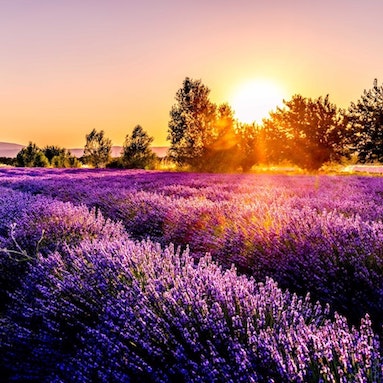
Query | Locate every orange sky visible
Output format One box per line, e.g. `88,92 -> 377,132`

1,0 -> 382,148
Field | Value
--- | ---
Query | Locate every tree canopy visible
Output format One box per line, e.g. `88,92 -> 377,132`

236,122 -> 266,172
122,125 -> 157,169
347,79 -> 383,163
16,142 -> 49,168
263,94 -> 346,170
167,78 -> 353,171
43,146 -> 80,168
83,129 -> 112,168
15,143 -> 80,168
168,77 -> 260,172
168,77 -> 217,170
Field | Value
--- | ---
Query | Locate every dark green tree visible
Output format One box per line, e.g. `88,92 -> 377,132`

167,77 -> 217,169
42,145 -> 66,163
83,129 -> 112,168
52,153 -> 81,168
122,125 -> 157,169
42,145 -> 80,168
263,94 -> 346,170
346,79 -> 383,163
16,142 -> 49,167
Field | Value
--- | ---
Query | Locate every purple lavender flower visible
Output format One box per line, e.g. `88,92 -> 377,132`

0,168 -> 383,381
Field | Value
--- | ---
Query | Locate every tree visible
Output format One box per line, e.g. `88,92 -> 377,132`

51,153 -> 81,168
167,77 -> 217,169
236,122 -> 265,172
0,157 -> 15,166
203,103 -> 240,172
83,129 -> 112,168
346,79 -> 383,163
42,145 -> 66,163
42,145 -> 80,168
16,142 -> 49,167
263,94 -> 346,170
122,125 -> 157,169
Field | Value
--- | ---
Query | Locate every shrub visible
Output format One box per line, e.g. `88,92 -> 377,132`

1,239 -> 381,382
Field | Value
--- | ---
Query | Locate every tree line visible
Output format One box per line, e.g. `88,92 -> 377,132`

7,77 -> 383,171
13,125 -> 157,169
167,77 -> 383,171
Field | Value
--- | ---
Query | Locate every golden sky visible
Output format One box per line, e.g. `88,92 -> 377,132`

1,0 -> 382,148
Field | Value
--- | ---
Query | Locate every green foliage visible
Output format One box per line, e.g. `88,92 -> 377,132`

83,129 -> 112,168
51,154 -> 81,168
16,142 -> 49,167
43,145 -> 80,168
347,79 -> 383,163
167,77 -> 217,170
15,143 -> 80,168
42,145 -> 66,163
168,78 -> 248,172
122,125 -> 157,169
264,94 -> 346,170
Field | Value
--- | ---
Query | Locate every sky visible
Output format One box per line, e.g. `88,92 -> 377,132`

1,0 -> 383,148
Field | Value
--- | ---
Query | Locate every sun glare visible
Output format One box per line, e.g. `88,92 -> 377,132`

230,79 -> 285,124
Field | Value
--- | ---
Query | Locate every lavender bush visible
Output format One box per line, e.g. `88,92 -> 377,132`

0,187 -> 127,312
1,168 -> 383,380
1,238 -> 382,382
2,168 -> 383,330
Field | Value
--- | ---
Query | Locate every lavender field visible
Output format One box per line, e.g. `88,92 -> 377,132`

0,168 -> 383,382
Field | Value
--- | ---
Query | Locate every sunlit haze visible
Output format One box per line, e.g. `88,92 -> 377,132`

229,79 -> 287,124
1,0 -> 383,148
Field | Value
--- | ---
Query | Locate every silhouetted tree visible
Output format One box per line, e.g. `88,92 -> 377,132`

0,157 -> 15,166
168,78 -> 245,172
122,125 -> 157,169
83,129 -> 112,168
168,77 -> 217,170
264,94 -> 346,170
42,146 -> 66,163
346,79 -> 383,163
236,123 -> 265,172
16,142 -> 49,167
105,158 -> 125,169
203,103 -> 240,172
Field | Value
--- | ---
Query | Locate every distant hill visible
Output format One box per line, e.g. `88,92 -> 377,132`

150,146 -> 168,158
0,142 -> 168,159
0,142 -> 25,158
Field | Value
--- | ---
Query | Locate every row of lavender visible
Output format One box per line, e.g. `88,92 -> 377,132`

0,168 -> 382,381
2,168 -> 383,330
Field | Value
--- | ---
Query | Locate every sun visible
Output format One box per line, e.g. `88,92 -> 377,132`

230,79 -> 286,124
